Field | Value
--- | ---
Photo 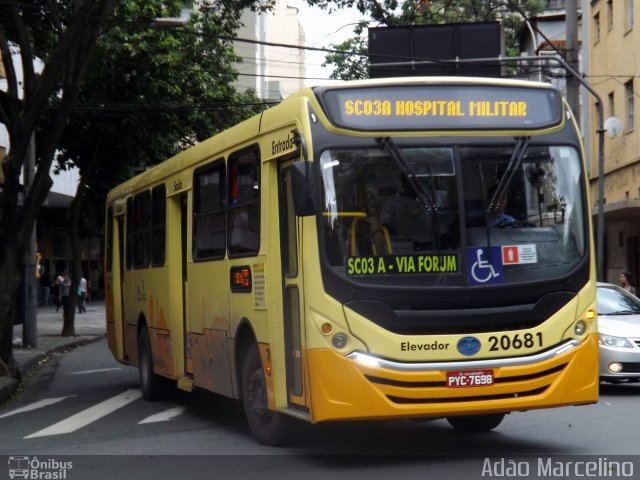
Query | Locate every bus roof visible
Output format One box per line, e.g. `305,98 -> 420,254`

107,76 -> 561,202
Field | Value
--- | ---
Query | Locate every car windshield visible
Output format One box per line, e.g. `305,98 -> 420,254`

318,143 -> 586,287
597,286 -> 640,315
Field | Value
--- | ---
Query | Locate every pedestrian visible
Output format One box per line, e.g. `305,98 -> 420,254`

60,272 -> 72,319
77,274 -> 87,313
40,273 -> 51,307
54,273 -> 65,311
619,271 -> 637,295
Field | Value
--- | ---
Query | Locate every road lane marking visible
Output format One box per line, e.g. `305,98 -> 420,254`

65,368 -> 122,375
24,389 -> 142,438
0,396 -> 75,419
138,406 -> 187,424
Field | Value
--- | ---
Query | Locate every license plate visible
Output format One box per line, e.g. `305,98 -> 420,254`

446,369 -> 494,388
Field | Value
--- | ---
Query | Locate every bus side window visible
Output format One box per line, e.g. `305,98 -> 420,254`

193,159 -> 226,260
151,184 -> 166,267
126,197 -> 133,269
228,148 -> 260,256
132,190 -> 151,268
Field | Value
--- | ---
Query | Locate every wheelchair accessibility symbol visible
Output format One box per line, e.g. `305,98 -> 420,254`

467,247 -> 503,285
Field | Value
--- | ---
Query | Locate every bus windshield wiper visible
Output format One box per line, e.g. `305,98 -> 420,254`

487,136 -> 530,215
377,137 -> 441,217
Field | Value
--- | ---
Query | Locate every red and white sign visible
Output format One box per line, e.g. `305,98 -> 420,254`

501,244 -> 537,265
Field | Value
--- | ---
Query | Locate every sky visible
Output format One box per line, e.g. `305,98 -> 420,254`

288,1 -> 369,84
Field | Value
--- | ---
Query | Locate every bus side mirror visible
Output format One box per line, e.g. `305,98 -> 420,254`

291,162 -> 318,216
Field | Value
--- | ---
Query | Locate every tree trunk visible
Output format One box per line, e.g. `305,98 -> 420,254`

60,292 -> 76,337
61,135 -> 102,337
0,240 -> 23,379
61,216 -> 79,336
0,0 -> 119,368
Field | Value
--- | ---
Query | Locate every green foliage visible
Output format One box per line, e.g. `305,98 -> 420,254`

1,0 -> 121,377
323,38 -> 369,81
54,0 -> 273,236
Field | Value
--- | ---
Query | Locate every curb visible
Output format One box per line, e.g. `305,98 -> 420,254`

0,334 -> 106,407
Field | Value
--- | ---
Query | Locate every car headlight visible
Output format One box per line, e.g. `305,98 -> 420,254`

599,333 -> 634,348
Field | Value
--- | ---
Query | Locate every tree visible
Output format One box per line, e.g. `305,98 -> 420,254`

0,0 -> 274,378
323,37 -> 369,80
307,0 -> 544,80
0,0 -> 119,379
53,0 -> 273,337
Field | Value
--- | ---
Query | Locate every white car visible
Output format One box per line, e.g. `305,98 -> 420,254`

597,282 -> 640,383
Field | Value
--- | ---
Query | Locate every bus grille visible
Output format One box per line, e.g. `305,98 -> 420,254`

364,363 -> 566,405
346,292 -> 576,335
387,387 -> 548,404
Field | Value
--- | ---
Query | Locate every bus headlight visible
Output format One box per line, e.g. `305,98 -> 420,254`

332,332 -> 348,349
574,320 -> 586,335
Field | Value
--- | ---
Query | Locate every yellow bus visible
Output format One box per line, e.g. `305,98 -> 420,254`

105,77 -> 598,445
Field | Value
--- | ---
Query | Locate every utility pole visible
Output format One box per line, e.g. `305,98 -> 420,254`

566,0 -> 580,120
22,133 -> 38,348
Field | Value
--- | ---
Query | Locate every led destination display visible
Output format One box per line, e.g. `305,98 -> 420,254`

320,84 -> 563,131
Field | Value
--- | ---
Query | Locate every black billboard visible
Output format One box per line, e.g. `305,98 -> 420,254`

368,22 -> 504,78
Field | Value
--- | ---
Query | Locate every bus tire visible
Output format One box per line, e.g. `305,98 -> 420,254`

241,344 -> 288,446
138,326 -> 170,401
446,413 -> 505,432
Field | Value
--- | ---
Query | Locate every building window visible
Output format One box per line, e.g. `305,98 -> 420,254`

608,92 -> 615,117
628,0 -> 634,31
193,160 -> 226,260
544,0 -> 565,9
625,80 -> 635,131
593,12 -> 601,43
607,0 -> 613,31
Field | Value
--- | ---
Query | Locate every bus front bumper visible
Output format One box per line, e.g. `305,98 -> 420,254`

305,334 -> 599,423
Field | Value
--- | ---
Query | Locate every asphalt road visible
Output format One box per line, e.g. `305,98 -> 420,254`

1,339 -> 639,480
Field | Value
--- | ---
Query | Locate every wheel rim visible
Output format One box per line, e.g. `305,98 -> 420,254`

247,368 -> 271,423
140,335 -> 150,389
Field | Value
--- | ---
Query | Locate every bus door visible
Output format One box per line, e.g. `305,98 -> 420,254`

180,194 -> 191,375
167,192 -> 191,376
113,209 -> 127,360
278,159 -> 308,410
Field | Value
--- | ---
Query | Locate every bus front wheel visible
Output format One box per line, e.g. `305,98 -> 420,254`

446,413 -> 505,432
241,344 -> 288,446
138,326 -> 170,401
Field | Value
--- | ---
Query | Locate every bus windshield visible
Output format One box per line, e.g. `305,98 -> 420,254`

318,142 -> 586,287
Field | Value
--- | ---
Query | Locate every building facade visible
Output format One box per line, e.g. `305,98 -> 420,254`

234,0 -> 306,100
588,0 -> 640,285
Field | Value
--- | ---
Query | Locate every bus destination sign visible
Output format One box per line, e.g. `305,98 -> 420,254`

319,84 -> 563,131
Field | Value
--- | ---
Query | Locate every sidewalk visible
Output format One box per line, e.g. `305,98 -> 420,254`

0,300 -> 106,405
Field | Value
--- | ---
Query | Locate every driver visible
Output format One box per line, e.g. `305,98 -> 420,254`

487,185 -> 516,227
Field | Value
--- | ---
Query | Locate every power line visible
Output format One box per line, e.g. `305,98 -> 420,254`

66,100 -> 279,117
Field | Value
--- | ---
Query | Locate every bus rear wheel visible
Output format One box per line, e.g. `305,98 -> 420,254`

446,413 -> 505,432
241,344 -> 288,446
138,325 -> 171,401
